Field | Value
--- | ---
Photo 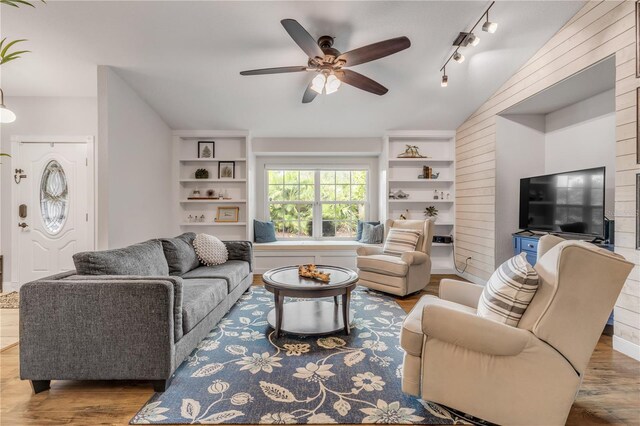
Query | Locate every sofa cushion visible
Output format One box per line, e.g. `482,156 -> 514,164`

194,234 -> 229,266
254,220 -> 277,243
383,228 -> 422,256
477,252 -> 539,327
181,260 -> 250,292
181,278 -> 227,334
73,240 -> 169,276
161,233 -> 201,276
357,255 -> 409,277
400,295 -> 477,356
361,223 -> 384,244
356,220 -> 380,241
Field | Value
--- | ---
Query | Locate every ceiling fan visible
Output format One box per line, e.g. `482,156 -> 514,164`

240,19 -> 411,103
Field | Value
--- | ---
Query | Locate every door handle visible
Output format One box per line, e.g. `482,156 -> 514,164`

18,222 -> 28,229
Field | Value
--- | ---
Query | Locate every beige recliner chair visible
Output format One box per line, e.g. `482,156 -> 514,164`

356,219 -> 434,296
399,236 -> 634,425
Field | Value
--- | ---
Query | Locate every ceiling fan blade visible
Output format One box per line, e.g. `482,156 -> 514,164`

302,79 -> 318,103
240,66 -> 308,76
338,36 -> 410,67
281,19 -> 324,59
336,69 -> 388,96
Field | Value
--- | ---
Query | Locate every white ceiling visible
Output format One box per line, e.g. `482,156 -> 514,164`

1,1 -> 585,136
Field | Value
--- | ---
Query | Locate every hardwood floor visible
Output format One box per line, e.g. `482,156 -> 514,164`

1,275 -> 638,425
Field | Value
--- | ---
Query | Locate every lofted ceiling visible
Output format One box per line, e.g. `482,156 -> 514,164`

1,1 -> 585,137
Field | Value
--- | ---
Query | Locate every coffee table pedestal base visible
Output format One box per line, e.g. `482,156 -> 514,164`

267,301 -> 354,337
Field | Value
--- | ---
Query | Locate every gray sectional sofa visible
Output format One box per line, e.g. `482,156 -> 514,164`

19,233 -> 253,393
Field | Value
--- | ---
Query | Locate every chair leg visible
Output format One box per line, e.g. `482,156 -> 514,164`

30,380 -> 51,394
152,378 -> 172,392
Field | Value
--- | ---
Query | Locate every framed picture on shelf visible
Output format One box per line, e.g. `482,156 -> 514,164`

218,161 -> 235,179
216,206 -> 240,222
198,141 -> 215,159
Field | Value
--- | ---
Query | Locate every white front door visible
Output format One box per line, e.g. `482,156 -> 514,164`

15,141 -> 94,284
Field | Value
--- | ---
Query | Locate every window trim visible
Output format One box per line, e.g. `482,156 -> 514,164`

264,165 -> 370,240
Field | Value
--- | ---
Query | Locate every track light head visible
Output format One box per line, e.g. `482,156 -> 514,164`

441,74 -> 448,87
453,52 -> 465,63
482,20 -> 498,33
468,33 -> 480,47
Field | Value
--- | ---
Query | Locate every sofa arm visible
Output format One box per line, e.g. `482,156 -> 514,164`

20,277 -> 179,381
439,279 -> 484,308
224,241 -> 253,271
356,246 -> 384,256
400,251 -> 430,265
422,304 -> 530,356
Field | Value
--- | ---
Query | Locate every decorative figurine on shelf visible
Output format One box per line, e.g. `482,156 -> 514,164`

192,188 -> 201,197
199,214 -> 205,223
187,215 -> 194,223
399,209 -> 409,220
298,264 -> 331,283
431,172 -> 440,179
195,168 -> 209,179
424,206 -> 439,220
440,191 -> 444,200
389,190 -> 410,199
397,145 -> 429,158
433,189 -> 439,200
446,192 -> 451,200
206,189 -> 215,198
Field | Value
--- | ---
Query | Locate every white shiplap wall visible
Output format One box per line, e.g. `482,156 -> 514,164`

455,1 -> 640,359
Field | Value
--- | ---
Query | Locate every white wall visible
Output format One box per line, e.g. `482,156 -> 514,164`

544,89 -> 616,219
0,96 -> 98,288
495,115 -> 546,265
97,66 -> 176,249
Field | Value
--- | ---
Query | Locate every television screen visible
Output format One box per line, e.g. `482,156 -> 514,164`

519,167 -> 605,237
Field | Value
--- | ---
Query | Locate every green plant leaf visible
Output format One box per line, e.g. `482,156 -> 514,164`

0,153 -> 11,157
1,39 -> 26,57
0,0 -> 41,7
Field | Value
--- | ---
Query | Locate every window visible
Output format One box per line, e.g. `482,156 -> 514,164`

40,160 -> 69,235
267,168 -> 368,239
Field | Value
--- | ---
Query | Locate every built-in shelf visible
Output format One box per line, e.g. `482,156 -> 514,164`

180,199 -> 247,203
180,179 -> 247,183
179,222 -> 248,226
179,158 -> 247,163
384,131 -> 456,274
176,130 -> 252,240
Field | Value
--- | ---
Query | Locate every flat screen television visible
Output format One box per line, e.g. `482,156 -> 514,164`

519,167 -> 605,238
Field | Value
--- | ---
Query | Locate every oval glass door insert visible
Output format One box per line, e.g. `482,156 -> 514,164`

40,160 -> 69,234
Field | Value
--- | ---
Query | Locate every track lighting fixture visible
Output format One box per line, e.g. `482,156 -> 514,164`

482,10 -> 498,33
438,1 -> 497,87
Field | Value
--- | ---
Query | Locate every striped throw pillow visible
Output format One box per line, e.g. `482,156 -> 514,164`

477,252 -> 539,327
383,228 -> 422,256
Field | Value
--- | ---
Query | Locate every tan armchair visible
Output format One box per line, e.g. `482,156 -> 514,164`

399,236 -> 634,425
356,219 -> 434,296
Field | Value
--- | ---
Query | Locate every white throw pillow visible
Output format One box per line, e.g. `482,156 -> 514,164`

477,252 -> 539,327
193,234 -> 228,266
382,228 -> 422,256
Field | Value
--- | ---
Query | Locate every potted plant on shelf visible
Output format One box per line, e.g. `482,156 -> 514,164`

424,205 -> 438,222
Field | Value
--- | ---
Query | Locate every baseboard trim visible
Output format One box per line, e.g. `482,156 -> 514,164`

2,281 -> 18,293
613,335 -> 640,361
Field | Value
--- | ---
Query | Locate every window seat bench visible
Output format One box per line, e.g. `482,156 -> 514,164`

253,241 -> 381,274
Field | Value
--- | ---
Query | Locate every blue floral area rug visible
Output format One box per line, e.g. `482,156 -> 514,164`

131,286 -> 471,424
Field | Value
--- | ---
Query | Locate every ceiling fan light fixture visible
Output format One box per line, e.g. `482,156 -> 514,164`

310,73 -> 326,94
325,74 -> 341,94
0,89 -> 16,124
453,52 -> 465,63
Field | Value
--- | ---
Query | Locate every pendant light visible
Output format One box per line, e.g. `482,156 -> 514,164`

0,89 -> 16,124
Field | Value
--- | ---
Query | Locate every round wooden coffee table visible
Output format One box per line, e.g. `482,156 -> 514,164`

262,265 -> 359,338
